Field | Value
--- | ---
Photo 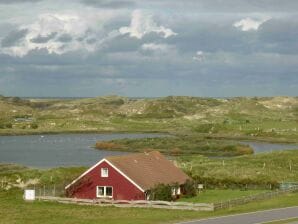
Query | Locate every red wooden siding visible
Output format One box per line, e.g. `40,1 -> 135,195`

67,161 -> 145,200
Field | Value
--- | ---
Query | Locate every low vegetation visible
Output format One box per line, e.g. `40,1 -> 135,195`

179,189 -> 267,203
148,180 -> 196,201
0,96 -> 297,144
178,150 -> 298,188
0,164 -> 85,190
95,135 -> 254,156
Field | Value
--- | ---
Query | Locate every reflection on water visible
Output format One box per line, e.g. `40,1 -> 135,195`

240,141 -> 298,154
0,133 -> 164,168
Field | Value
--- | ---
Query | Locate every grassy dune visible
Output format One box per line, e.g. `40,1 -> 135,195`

0,95 -> 297,142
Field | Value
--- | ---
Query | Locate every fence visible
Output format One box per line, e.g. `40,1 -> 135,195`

35,196 -> 214,211
213,185 -> 298,210
25,184 -> 298,212
34,185 -> 66,198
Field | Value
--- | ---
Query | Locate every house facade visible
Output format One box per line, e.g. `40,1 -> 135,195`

65,151 -> 190,200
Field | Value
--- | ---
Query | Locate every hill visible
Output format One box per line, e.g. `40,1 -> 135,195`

0,95 -> 297,142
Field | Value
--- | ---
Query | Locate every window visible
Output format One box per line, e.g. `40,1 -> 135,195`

106,187 -> 112,197
96,186 -> 113,198
101,168 -> 108,177
171,187 -> 181,196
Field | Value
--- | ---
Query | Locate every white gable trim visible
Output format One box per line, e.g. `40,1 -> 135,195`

65,158 -> 106,190
65,158 -> 145,192
105,159 -> 144,192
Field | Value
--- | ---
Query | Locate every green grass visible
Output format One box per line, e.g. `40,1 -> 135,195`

178,150 -> 298,186
179,189 -> 267,203
95,135 -> 254,157
264,218 -> 298,224
1,189 -> 298,224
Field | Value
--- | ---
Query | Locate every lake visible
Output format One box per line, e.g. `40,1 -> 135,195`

0,133 -> 164,168
240,141 -> 298,154
0,134 -> 297,168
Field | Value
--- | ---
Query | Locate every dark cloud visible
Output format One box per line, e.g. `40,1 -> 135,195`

81,0 -> 135,8
0,0 -> 42,4
257,19 -> 298,54
0,0 -> 298,97
30,32 -> 57,44
1,29 -> 28,47
143,0 -> 298,12
259,19 -> 298,43
167,20 -> 257,54
57,34 -> 73,43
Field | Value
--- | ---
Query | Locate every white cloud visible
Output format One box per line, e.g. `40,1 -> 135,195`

141,43 -> 174,52
193,51 -> 204,61
119,9 -> 177,39
1,11 -> 117,57
233,17 -> 270,31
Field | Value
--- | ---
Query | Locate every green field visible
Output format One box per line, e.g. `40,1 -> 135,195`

179,189 -> 267,203
1,189 -> 298,224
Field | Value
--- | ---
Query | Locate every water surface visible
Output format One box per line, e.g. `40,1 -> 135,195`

241,141 -> 298,154
0,133 -> 163,168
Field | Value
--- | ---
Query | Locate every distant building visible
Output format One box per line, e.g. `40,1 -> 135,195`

65,151 -> 190,200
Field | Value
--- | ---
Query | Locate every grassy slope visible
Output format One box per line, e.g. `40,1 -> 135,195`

178,150 -> 298,184
1,189 -> 298,224
0,164 -> 86,190
0,96 -> 297,142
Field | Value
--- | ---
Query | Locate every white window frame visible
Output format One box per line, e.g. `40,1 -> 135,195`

101,168 -> 109,177
171,186 -> 181,196
96,186 -> 113,198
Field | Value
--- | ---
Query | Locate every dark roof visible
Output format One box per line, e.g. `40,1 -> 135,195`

106,151 -> 190,190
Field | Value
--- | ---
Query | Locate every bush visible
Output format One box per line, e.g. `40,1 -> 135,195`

31,123 -> 38,129
148,183 -> 173,201
183,179 -> 197,197
5,123 -> 12,128
95,141 -> 122,150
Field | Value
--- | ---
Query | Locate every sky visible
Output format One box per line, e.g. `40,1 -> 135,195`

0,0 -> 297,97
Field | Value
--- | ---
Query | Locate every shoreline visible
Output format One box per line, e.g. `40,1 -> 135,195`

0,130 -> 169,137
0,129 -> 297,144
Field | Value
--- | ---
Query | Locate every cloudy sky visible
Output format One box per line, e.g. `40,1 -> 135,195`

0,0 -> 297,97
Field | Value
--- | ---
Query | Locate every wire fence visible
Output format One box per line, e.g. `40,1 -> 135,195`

213,185 -> 298,210
28,184 -> 298,211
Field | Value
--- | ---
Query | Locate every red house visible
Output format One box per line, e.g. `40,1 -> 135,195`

65,151 -> 190,200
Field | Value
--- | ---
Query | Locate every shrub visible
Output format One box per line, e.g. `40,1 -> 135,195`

31,123 -> 38,129
183,179 -> 197,197
95,141 -> 122,150
5,123 -> 12,128
148,183 -> 173,201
